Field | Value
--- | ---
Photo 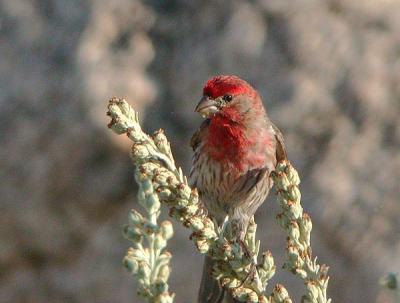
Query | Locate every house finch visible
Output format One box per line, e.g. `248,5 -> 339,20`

190,75 -> 286,303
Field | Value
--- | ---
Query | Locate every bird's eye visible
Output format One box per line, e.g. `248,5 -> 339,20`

222,94 -> 233,102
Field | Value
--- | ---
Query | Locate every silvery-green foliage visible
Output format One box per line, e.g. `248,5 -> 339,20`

107,98 -> 331,303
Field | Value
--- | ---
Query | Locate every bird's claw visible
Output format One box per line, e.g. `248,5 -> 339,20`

238,239 -> 253,260
230,239 -> 257,288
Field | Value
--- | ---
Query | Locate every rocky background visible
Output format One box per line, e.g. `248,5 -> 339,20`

1,0 -> 399,302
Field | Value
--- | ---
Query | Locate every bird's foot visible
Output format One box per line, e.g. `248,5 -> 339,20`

235,239 -> 257,286
234,260 -> 257,289
238,239 -> 253,260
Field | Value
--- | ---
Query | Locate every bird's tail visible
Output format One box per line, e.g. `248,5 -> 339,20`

198,255 -> 225,303
198,256 -> 242,303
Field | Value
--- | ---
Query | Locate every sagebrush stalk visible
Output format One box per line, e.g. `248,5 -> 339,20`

107,97 -> 330,303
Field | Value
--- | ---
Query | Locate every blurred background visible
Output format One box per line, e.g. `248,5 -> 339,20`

1,0 -> 399,302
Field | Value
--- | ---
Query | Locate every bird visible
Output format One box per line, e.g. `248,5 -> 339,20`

189,75 -> 286,303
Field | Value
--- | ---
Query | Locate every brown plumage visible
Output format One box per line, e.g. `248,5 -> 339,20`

190,75 -> 286,303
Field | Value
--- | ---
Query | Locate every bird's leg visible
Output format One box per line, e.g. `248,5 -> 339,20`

239,217 -> 261,285
224,215 -> 258,285
237,238 -> 257,284
230,216 -> 254,260
238,238 -> 253,259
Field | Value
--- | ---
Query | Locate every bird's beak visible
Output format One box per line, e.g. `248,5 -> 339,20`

195,96 -> 219,118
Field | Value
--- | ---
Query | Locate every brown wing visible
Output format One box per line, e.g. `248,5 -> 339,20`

189,119 -> 210,188
190,119 -> 210,150
271,123 -> 287,162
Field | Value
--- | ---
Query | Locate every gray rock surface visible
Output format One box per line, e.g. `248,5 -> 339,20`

1,0 -> 399,302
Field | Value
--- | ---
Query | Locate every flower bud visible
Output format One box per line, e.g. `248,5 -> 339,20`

129,247 -> 148,261
145,194 -> 161,214
123,254 -> 139,274
185,204 -> 198,216
137,261 -> 151,279
273,284 -> 290,302
287,166 -> 300,185
175,198 -> 189,208
305,281 -> 319,300
157,188 -> 173,201
287,245 -> 300,264
261,250 -> 275,272
188,217 -> 204,232
123,225 -> 142,244
177,183 -> 191,200
276,161 -> 287,172
119,98 -> 133,117
287,202 -> 302,220
157,265 -> 171,282
296,268 -> 308,279
131,144 -> 149,159
280,175 -> 291,190
154,235 -> 167,250
152,129 -> 171,155
153,171 -> 169,187
160,221 -> 174,240
143,162 -> 159,173
288,186 -> 301,202
288,221 -> 300,241
141,179 -> 153,194
232,287 -> 259,303
300,213 -> 312,237
143,222 -> 158,235
129,209 -> 144,226
196,239 -> 210,253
